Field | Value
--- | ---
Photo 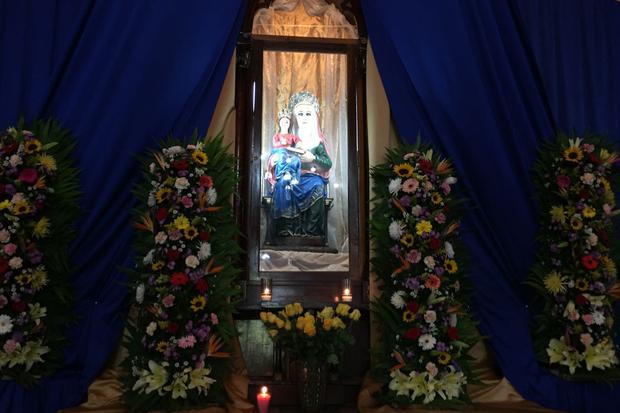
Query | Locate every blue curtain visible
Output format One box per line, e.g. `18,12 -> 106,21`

363,1 -> 620,412
0,1 -> 246,412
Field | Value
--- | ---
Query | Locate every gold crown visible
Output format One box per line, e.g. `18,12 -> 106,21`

288,91 -> 319,114
277,108 -> 291,120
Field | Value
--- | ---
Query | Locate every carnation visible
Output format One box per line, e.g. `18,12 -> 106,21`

178,334 -> 197,349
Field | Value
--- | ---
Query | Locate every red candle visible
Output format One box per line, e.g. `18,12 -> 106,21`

257,385 -> 271,413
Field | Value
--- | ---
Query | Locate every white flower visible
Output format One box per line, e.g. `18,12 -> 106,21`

592,311 -> 605,325
175,177 -> 190,190
423,256 -> 435,269
28,303 -> 47,321
206,188 -> 217,205
136,284 -> 145,304
146,322 -> 157,336
418,334 -> 437,350
8,257 -> 22,270
185,255 -> 199,269
198,242 -> 211,260
444,176 -> 457,185
587,232 -> 598,247
580,173 -> 595,185
390,291 -> 406,309
149,162 -> 156,173
424,310 -> 437,324
411,205 -> 423,217
164,145 -> 184,155
143,249 -> 155,265
388,178 -> 402,195
188,367 -> 216,395
9,155 -> 22,167
388,369 -> 410,397
425,361 -> 438,377
444,241 -> 455,259
132,360 -> 169,395
449,313 -> 458,327
563,301 -> 580,321
0,229 -> 10,243
147,192 -> 156,207
388,221 -> 404,240
155,231 -> 168,244
0,315 -> 13,335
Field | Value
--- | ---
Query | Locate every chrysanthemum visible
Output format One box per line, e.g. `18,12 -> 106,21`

173,215 -> 190,230
24,139 -> 42,154
155,187 -> 172,203
393,163 -> 414,178
431,193 -> 443,205
37,154 -> 57,171
582,206 -> 596,218
549,206 -> 566,224
192,150 -> 209,165
402,310 -> 416,323
543,271 -> 568,295
600,256 -> 617,276
444,259 -> 458,274
33,217 -> 51,239
415,220 -> 433,236
563,146 -> 583,163
388,178 -> 402,195
400,233 -> 414,247
190,296 -> 207,312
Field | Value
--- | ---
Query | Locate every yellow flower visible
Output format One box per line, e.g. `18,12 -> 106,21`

402,310 -> 415,323
284,303 -> 303,318
318,306 -> 334,320
349,309 -> 361,321
192,150 -> 209,165
268,329 -> 279,337
575,278 -> 589,292
152,261 -> 164,271
569,216 -> 583,231
393,163 -> 414,178
266,312 -> 278,324
275,317 -> 285,329
444,259 -> 458,274
582,206 -> 596,218
24,139 -> 42,154
155,187 -> 172,203
400,233 -> 414,247
30,267 -> 48,290
173,215 -> 190,230
32,217 -> 51,239
15,273 -> 32,286
549,206 -> 565,224
294,302 -> 304,315
190,296 -> 206,312
601,256 -> 617,276
543,271 -> 568,295
331,317 -> 346,330
156,341 -> 169,353
260,312 -> 268,322
431,193 -> 443,204
296,316 -> 306,330
415,220 -> 433,236
437,352 -> 452,365
0,200 -> 10,210
183,226 -> 198,240
157,320 -> 169,329
37,154 -> 57,171
600,177 -> 611,193
563,146 -> 583,163
322,318 -> 333,331
11,200 -> 32,215
285,320 -> 292,330
336,303 -> 351,316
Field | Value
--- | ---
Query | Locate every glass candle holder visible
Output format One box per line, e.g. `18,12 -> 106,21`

260,278 -> 272,301
341,277 -> 352,302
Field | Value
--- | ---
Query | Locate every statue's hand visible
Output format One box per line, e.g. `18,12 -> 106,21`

300,151 -> 316,163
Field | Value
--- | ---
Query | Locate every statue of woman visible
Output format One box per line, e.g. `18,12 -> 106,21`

269,91 -> 332,239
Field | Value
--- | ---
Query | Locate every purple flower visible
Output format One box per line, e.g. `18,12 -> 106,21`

405,277 -> 420,290
435,341 -> 447,352
435,266 -> 445,276
399,195 -> 411,207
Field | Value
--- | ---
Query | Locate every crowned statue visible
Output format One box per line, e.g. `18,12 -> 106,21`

266,91 -> 332,242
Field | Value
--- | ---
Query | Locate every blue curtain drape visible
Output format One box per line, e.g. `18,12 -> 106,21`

362,1 -> 620,412
0,1 -> 246,412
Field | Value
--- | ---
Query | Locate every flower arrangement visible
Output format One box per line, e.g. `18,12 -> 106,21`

260,302 -> 361,365
122,132 -> 239,411
0,120 -> 79,386
528,132 -> 620,378
370,141 -> 477,407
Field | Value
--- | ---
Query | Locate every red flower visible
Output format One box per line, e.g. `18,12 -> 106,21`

0,259 -> 8,274
171,159 -> 189,170
588,153 -> 600,165
18,168 -> 38,185
579,188 -> 590,199
556,175 -> 571,190
428,237 -> 441,250
419,159 -> 433,174
2,142 -> 18,154
167,322 -> 179,334
405,327 -> 421,341
581,255 -> 599,270
575,294 -> 588,306
166,249 -> 181,262
406,301 -> 420,314
447,327 -> 459,340
199,231 -> 211,242
11,300 -> 26,312
200,175 -> 214,188
155,207 -> 168,222
195,278 -> 209,293
170,272 -> 189,286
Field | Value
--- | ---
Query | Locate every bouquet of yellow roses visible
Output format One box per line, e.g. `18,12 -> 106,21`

260,303 -> 361,365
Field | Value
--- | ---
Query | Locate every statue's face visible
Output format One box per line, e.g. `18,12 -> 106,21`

279,117 -> 290,133
294,103 -> 316,129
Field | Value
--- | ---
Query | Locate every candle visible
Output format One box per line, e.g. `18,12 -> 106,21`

260,278 -> 272,301
342,278 -> 352,302
257,385 -> 271,413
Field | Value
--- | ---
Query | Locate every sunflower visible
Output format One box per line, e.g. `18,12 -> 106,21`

190,296 -> 207,312
155,187 -> 172,203
437,352 -> 452,365
431,193 -> 443,205
156,341 -> 169,353
402,310 -> 416,323
15,273 -> 32,286
24,139 -> 42,154
184,226 -> 198,240
151,261 -> 165,271
575,278 -> 589,292
37,154 -> 57,171
393,163 -> 414,178
11,200 -> 32,215
563,146 -> 583,163
569,216 -> 583,230
400,233 -> 414,247
543,271 -> 568,294
582,206 -> 596,218
444,259 -> 458,274
192,150 -> 209,165
33,217 -> 51,239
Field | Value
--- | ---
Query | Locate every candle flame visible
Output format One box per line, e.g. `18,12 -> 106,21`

343,288 -> 350,295
261,386 -> 268,395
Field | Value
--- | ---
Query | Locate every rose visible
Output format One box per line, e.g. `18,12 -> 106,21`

556,175 -> 571,189
170,272 -> 189,286
447,327 -> 459,340
167,322 -> 179,333
166,249 -> 182,262
155,207 -> 168,222
199,175 -> 213,188
575,294 -> 588,306
171,159 -> 189,170
11,300 -> 26,312
199,231 -> 211,242
406,301 -> 420,314
405,327 -> 421,341
18,168 -> 38,185
195,279 -> 209,293
428,237 -> 441,250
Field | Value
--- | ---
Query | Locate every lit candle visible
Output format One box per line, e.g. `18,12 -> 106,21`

260,278 -> 272,301
257,385 -> 271,413
342,278 -> 352,302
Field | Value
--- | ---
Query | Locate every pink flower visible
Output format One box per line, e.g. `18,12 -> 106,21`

406,249 -> 422,264
18,168 -> 38,185
434,213 -> 446,224
580,333 -> 593,347
3,339 -> 19,354
440,182 -> 451,195
178,334 -> 196,349
181,196 -> 193,208
556,175 -> 571,189
582,314 -> 594,325
162,294 -> 175,308
3,243 -> 17,256
211,313 -> 219,325
580,173 -> 595,185
582,143 -> 595,153
425,275 -> 441,290
401,179 -> 419,193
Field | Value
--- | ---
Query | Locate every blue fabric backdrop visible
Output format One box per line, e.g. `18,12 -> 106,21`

362,1 -> 620,412
0,1 -> 246,412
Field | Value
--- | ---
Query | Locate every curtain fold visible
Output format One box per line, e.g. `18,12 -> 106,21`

362,1 -> 620,412
0,1 -> 246,412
